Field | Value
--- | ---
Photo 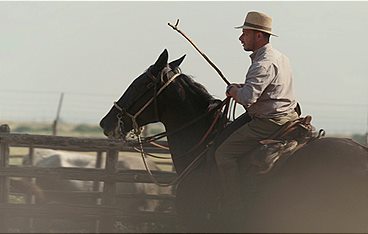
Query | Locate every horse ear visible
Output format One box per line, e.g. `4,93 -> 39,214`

152,49 -> 169,74
169,54 -> 186,70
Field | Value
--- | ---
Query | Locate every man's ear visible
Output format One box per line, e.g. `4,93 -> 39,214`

257,31 -> 262,39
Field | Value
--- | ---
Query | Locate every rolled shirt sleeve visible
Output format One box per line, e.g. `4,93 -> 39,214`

236,62 -> 276,108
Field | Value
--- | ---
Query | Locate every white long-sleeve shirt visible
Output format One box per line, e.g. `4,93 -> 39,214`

236,43 -> 297,118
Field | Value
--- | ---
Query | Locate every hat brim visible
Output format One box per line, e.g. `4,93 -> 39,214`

235,25 -> 278,37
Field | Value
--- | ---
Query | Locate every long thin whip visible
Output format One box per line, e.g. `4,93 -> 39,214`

168,19 -> 231,86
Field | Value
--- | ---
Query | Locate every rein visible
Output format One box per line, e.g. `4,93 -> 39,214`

140,99 -> 226,144
128,98 -> 229,187
134,101 -> 227,187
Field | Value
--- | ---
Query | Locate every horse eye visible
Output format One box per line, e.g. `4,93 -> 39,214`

147,82 -> 154,89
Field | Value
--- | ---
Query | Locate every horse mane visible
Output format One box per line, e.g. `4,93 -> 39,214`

176,74 -> 217,103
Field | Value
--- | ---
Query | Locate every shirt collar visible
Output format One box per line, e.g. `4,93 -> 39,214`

250,43 -> 272,62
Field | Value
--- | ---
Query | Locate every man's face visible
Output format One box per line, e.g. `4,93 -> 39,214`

239,29 -> 256,52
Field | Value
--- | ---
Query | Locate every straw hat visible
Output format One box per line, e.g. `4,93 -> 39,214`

235,11 -> 278,37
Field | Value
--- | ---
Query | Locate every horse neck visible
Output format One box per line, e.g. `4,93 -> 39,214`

161,102 -> 215,174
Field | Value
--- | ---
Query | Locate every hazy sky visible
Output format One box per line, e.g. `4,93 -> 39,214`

0,1 -> 367,135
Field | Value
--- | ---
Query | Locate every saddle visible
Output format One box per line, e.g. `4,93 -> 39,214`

249,115 -> 324,174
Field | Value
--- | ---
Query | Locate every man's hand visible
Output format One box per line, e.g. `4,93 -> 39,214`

226,84 -> 242,99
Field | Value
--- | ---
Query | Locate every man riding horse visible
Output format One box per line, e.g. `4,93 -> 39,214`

215,11 -> 300,213
99,10 -> 368,231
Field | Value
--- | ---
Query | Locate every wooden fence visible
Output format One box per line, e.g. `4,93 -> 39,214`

0,124 -> 178,233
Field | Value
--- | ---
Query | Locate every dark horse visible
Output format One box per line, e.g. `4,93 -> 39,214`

100,49 -> 368,232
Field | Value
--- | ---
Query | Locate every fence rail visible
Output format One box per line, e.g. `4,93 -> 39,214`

0,124 -> 177,233
0,132 -> 168,152
0,167 -> 176,183
0,203 -> 177,222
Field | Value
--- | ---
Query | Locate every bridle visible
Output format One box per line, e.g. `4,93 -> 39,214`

112,65 -> 190,187
113,66 -> 182,136
111,65 -> 231,187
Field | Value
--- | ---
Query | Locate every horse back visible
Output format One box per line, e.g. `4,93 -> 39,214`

236,137 -> 368,232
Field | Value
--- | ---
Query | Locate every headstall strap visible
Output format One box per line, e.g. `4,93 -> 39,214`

112,67 -> 186,187
113,101 -> 123,112
146,69 -> 157,82
113,67 -> 182,137
114,101 -> 140,135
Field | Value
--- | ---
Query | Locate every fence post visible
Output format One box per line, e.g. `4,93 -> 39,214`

99,149 -> 118,233
93,151 -> 103,195
52,92 -> 64,136
24,147 -> 35,232
25,147 -> 35,203
0,124 -> 10,232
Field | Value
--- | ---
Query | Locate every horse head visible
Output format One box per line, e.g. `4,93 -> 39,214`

99,49 -> 227,231
100,49 -> 186,139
